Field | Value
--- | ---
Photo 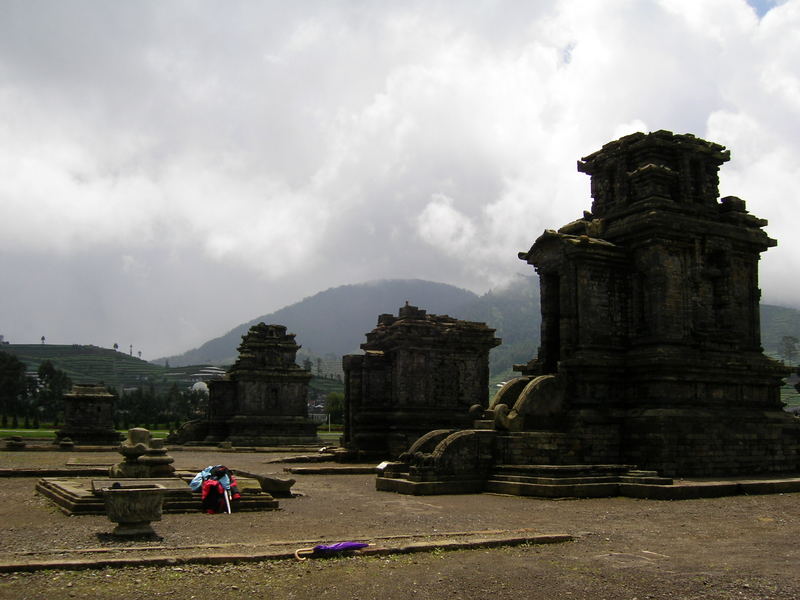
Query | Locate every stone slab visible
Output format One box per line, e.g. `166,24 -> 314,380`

486,480 -> 620,498
36,477 -> 279,515
0,532 -> 573,573
66,459 -> 114,467
378,472 -> 800,499
376,477 -> 485,495
0,468 -> 109,478
284,466 -> 378,475
91,479 -> 192,496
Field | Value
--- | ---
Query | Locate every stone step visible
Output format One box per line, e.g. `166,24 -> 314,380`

491,474 -> 621,485
493,464 -> 636,477
619,475 -> 673,485
489,473 -> 672,486
36,477 -> 279,515
626,470 -> 662,478
486,479 -> 620,498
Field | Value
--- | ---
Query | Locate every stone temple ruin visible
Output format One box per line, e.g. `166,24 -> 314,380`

194,323 -> 320,447
342,303 -> 500,458
378,131 -> 800,496
56,383 -> 122,446
37,427 -> 284,516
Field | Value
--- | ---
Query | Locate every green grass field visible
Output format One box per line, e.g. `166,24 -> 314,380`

1,428 -> 342,443
0,428 -> 169,440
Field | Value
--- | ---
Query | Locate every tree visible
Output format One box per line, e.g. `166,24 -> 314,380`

40,336 -> 45,345
325,392 -> 344,424
779,336 -> 799,365
113,343 -> 119,352
0,351 -> 28,427
796,366 -> 800,396
36,360 -> 72,425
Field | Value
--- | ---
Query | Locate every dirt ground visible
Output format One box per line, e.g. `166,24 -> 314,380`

1,449 -> 799,599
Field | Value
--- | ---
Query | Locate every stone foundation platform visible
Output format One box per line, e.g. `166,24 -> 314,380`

36,472 -> 279,515
377,462 -> 800,500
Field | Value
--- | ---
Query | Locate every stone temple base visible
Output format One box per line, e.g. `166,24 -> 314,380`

112,520 -> 158,536
376,457 -> 800,500
620,407 -> 800,477
374,426 -> 800,500
204,416 -> 321,447
377,462 -> 672,497
36,473 -> 279,516
226,433 -> 321,446
55,428 -> 123,446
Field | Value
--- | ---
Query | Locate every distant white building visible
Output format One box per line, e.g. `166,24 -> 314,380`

190,366 -> 227,382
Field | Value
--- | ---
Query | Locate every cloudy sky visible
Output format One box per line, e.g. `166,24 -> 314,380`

1,0 -> 798,359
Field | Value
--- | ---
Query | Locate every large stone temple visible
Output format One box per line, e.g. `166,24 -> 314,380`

378,131 -> 800,496
342,303 -> 500,458
202,323 -> 319,446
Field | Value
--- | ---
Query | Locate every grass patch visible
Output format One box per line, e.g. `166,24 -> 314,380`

317,431 -> 341,443
0,429 -> 57,439
0,428 -> 170,440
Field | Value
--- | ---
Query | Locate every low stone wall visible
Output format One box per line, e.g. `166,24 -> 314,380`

494,422 -> 621,467
622,408 -> 800,477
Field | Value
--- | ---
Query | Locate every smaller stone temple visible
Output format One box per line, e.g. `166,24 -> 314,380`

202,323 -> 319,446
56,383 -> 122,446
342,303 -> 500,457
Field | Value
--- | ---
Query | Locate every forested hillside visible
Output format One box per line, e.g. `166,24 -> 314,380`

156,275 -> 800,379
6,279 -> 796,387
3,344 -> 167,391
160,279 -> 479,367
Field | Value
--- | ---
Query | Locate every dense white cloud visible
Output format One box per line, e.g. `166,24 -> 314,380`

0,0 -> 798,357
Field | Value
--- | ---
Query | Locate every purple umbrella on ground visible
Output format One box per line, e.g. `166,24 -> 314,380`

295,541 -> 370,560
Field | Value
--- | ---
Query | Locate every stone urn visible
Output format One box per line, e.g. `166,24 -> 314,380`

102,483 -> 165,536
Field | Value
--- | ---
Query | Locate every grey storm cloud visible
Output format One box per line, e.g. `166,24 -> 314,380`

1,0 -> 798,358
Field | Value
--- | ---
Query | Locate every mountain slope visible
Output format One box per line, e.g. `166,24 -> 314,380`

457,275 -> 540,375
3,344 -> 166,391
161,279 -> 479,366
761,304 -> 800,359
7,280 -> 798,385
159,275 -> 800,376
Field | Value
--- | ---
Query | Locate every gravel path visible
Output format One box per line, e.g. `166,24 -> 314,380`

1,449 -> 799,599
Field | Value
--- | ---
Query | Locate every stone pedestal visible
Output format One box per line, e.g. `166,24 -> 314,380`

109,428 -> 175,478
